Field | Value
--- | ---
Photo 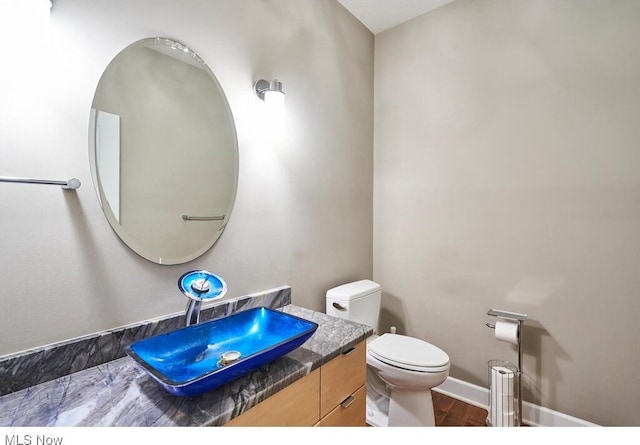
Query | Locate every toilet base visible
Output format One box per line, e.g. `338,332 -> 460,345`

366,387 -> 436,427
366,392 -> 389,427
388,388 -> 436,426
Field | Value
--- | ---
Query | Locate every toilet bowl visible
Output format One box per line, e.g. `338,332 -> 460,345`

326,280 -> 450,427
366,333 -> 450,426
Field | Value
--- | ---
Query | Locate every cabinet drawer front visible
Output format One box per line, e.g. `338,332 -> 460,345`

225,368 -> 320,426
320,341 -> 366,418
316,385 -> 366,427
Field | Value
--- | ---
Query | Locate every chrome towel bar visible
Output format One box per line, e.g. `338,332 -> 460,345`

0,176 -> 81,190
181,214 -> 225,221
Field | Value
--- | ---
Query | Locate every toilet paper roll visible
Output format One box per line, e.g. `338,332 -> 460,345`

490,366 -> 516,427
494,318 -> 519,345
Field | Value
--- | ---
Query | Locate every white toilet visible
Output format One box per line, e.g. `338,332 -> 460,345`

326,280 -> 450,427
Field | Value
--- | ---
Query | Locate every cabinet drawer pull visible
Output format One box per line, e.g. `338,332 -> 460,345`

340,395 -> 355,409
342,346 -> 356,356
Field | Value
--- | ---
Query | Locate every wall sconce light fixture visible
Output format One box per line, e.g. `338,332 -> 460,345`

253,79 -> 285,104
253,79 -> 285,143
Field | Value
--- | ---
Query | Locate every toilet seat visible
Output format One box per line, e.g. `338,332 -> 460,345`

368,333 -> 450,372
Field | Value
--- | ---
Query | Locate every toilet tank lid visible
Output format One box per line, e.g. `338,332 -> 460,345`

326,280 -> 381,301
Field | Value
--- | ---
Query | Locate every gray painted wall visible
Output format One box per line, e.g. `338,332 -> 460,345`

374,0 -> 640,426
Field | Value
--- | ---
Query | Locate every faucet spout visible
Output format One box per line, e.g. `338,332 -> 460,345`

178,270 -> 227,327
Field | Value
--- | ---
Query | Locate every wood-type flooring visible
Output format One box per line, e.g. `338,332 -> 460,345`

433,391 -> 489,426
366,391 -> 528,427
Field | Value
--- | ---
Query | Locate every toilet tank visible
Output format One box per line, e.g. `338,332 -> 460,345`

326,280 -> 381,333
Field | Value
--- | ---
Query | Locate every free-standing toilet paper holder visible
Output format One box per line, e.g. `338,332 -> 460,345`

486,308 -> 528,426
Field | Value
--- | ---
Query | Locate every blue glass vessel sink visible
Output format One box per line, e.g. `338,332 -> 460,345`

125,307 -> 318,397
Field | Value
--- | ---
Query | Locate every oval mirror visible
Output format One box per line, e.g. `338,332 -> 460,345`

89,37 -> 238,265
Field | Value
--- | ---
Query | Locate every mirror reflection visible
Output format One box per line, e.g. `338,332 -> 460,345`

89,37 -> 238,265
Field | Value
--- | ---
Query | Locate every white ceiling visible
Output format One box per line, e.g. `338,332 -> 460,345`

337,0 -> 456,34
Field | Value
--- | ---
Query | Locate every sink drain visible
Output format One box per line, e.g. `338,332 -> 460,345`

219,350 -> 241,366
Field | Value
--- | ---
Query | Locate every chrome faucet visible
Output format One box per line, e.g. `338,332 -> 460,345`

178,270 -> 227,326
185,277 -> 209,326
185,300 -> 203,326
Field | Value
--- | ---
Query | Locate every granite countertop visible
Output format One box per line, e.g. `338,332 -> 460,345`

0,305 -> 372,427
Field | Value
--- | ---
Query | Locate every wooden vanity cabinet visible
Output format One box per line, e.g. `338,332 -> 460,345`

316,340 -> 367,426
225,341 -> 366,427
224,368 -> 321,426
315,385 -> 366,426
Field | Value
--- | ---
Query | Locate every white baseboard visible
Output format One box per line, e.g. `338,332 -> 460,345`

433,376 -> 599,427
